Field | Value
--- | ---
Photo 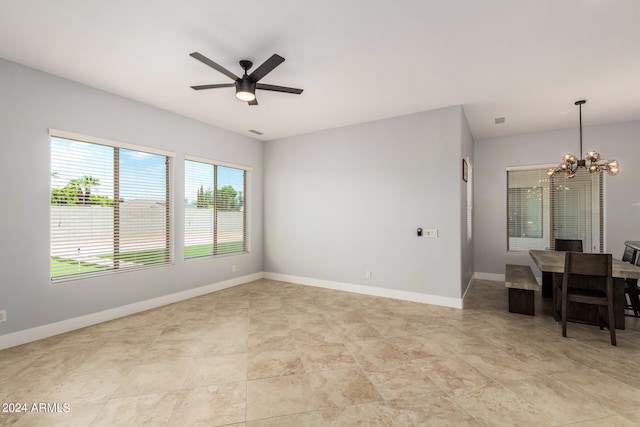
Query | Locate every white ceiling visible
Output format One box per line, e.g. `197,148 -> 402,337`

1,1 -> 639,141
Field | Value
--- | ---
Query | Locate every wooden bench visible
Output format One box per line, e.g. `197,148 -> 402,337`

505,264 -> 540,316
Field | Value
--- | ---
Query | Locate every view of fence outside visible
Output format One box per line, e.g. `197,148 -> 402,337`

184,208 -> 245,248
51,205 -> 243,264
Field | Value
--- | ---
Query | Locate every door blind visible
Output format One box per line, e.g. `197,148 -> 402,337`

550,168 -> 602,252
506,166 -> 603,252
507,168 -> 549,251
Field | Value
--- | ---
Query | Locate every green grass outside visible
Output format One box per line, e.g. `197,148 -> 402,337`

51,241 -> 245,278
51,256 -> 109,278
102,241 -> 244,261
100,248 -> 169,265
185,241 -> 245,258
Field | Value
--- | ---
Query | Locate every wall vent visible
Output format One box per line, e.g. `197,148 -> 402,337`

494,117 -> 506,124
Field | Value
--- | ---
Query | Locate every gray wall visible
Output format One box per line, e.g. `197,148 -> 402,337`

0,58 -> 263,336
264,106 -> 470,299
474,119 -> 640,276
460,112 -> 474,296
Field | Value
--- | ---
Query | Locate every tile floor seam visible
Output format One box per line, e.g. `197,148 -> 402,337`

243,377 -> 248,425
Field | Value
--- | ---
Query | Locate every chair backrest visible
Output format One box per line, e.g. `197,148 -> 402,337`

563,252 -> 612,291
555,239 -> 583,252
622,245 -> 636,264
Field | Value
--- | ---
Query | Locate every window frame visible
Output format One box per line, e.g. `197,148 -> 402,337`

507,186 -> 543,239
506,163 -> 604,253
49,129 -> 175,282
184,154 -> 251,260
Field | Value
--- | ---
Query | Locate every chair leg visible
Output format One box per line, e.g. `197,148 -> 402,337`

632,292 -> 640,317
598,306 -> 605,330
625,291 -> 635,316
608,303 -> 617,346
553,283 -> 560,322
561,293 -> 567,338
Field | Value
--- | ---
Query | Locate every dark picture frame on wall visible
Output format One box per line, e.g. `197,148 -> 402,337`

462,158 -> 468,182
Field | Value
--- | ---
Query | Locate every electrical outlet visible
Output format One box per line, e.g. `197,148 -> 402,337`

424,229 -> 438,238
0,310 -> 6,323
366,271 -> 372,280
231,265 -> 237,273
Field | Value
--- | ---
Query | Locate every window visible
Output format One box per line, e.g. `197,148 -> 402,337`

50,130 -> 173,281
184,156 -> 248,259
508,187 -> 543,239
507,166 -> 603,252
550,169 -> 603,252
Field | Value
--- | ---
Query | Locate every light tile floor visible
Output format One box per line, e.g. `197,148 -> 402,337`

1,278 -> 640,426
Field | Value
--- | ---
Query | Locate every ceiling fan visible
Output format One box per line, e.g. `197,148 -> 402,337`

189,52 -> 303,105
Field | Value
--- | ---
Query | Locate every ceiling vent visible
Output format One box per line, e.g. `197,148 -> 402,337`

494,116 -> 506,124
248,129 -> 263,135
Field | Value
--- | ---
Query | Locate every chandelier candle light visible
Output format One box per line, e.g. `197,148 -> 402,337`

547,100 -> 619,178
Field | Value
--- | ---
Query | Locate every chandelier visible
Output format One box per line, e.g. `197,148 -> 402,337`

547,100 -> 619,178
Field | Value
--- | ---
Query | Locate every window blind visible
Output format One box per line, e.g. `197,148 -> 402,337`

550,168 -> 602,252
507,168 -> 549,251
50,131 -> 173,281
506,166 -> 603,252
184,156 -> 248,259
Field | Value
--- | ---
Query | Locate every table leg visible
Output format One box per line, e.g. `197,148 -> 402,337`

552,272 -> 562,321
613,278 -> 625,329
542,272 -> 553,299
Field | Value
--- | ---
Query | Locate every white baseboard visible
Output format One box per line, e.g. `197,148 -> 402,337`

0,272 -> 264,351
2,271 -> 474,350
264,272 -> 463,309
461,277 -> 474,308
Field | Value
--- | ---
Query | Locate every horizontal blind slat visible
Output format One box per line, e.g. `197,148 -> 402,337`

185,160 -> 247,259
507,166 -> 602,253
507,168 -> 549,251
51,136 -> 171,281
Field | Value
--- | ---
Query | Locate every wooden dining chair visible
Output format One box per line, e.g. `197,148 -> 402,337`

622,245 -> 636,264
543,239 -> 584,299
555,239 -> 583,252
626,281 -> 640,317
560,252 -> 616,346
624,253 -> 640,317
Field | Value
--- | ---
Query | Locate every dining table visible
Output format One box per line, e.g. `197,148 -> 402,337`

529,249 -> 640,330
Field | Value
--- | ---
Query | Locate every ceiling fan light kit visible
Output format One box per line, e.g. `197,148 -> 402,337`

547,100 -> 619,178
190,52 -> 303,106
235,81 -> 256,102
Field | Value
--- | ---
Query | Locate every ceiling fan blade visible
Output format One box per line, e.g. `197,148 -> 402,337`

248,54 -> 285,82
256,83 -> 303,94
248,99 -> 258,106
191,83 -> 235,90
190,52 -> 239,81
